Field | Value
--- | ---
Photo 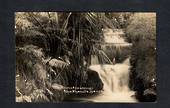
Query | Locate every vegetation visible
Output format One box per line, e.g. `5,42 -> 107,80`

99,45 -> 131,63
15,12 -> 156,102
15,12 -> 117,102
125,13 -> 156,101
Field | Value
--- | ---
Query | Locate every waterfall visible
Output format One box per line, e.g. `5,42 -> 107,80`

81,29 -> 137,102
72,29 -> 136,102
87,58 -> 137,102
91,55 -> 99,64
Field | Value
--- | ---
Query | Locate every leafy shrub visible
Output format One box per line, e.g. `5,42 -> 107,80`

16,45 -> 68,102
125,13 -> 156,101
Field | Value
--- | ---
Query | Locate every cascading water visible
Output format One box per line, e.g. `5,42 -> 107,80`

72,29 -> 137,102
80,29 -> 137,102
88,58 -> 137,102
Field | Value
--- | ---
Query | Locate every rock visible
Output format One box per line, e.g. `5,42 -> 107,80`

134,88 -> 157,102
143,89 -> 156,96
143,88 -> 157,102
51,83 -> 64,90
48,58 -> 68,68
83,69 -> 103,90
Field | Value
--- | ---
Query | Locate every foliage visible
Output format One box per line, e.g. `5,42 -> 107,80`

126,13 -> 156,43
15,12 -> 116,102
99,45 -> 131,63
16,45 -> 68,102
125,13 -> 156,94
15,12 -> 156,102
15,12 -> 117,86
105,12 -> 133,28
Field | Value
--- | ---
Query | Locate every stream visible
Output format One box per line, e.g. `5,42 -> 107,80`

64,29 -> 137,102
66,58 -> 137,102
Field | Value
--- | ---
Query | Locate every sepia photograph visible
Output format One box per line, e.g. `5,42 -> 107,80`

15,12 -> 156,103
